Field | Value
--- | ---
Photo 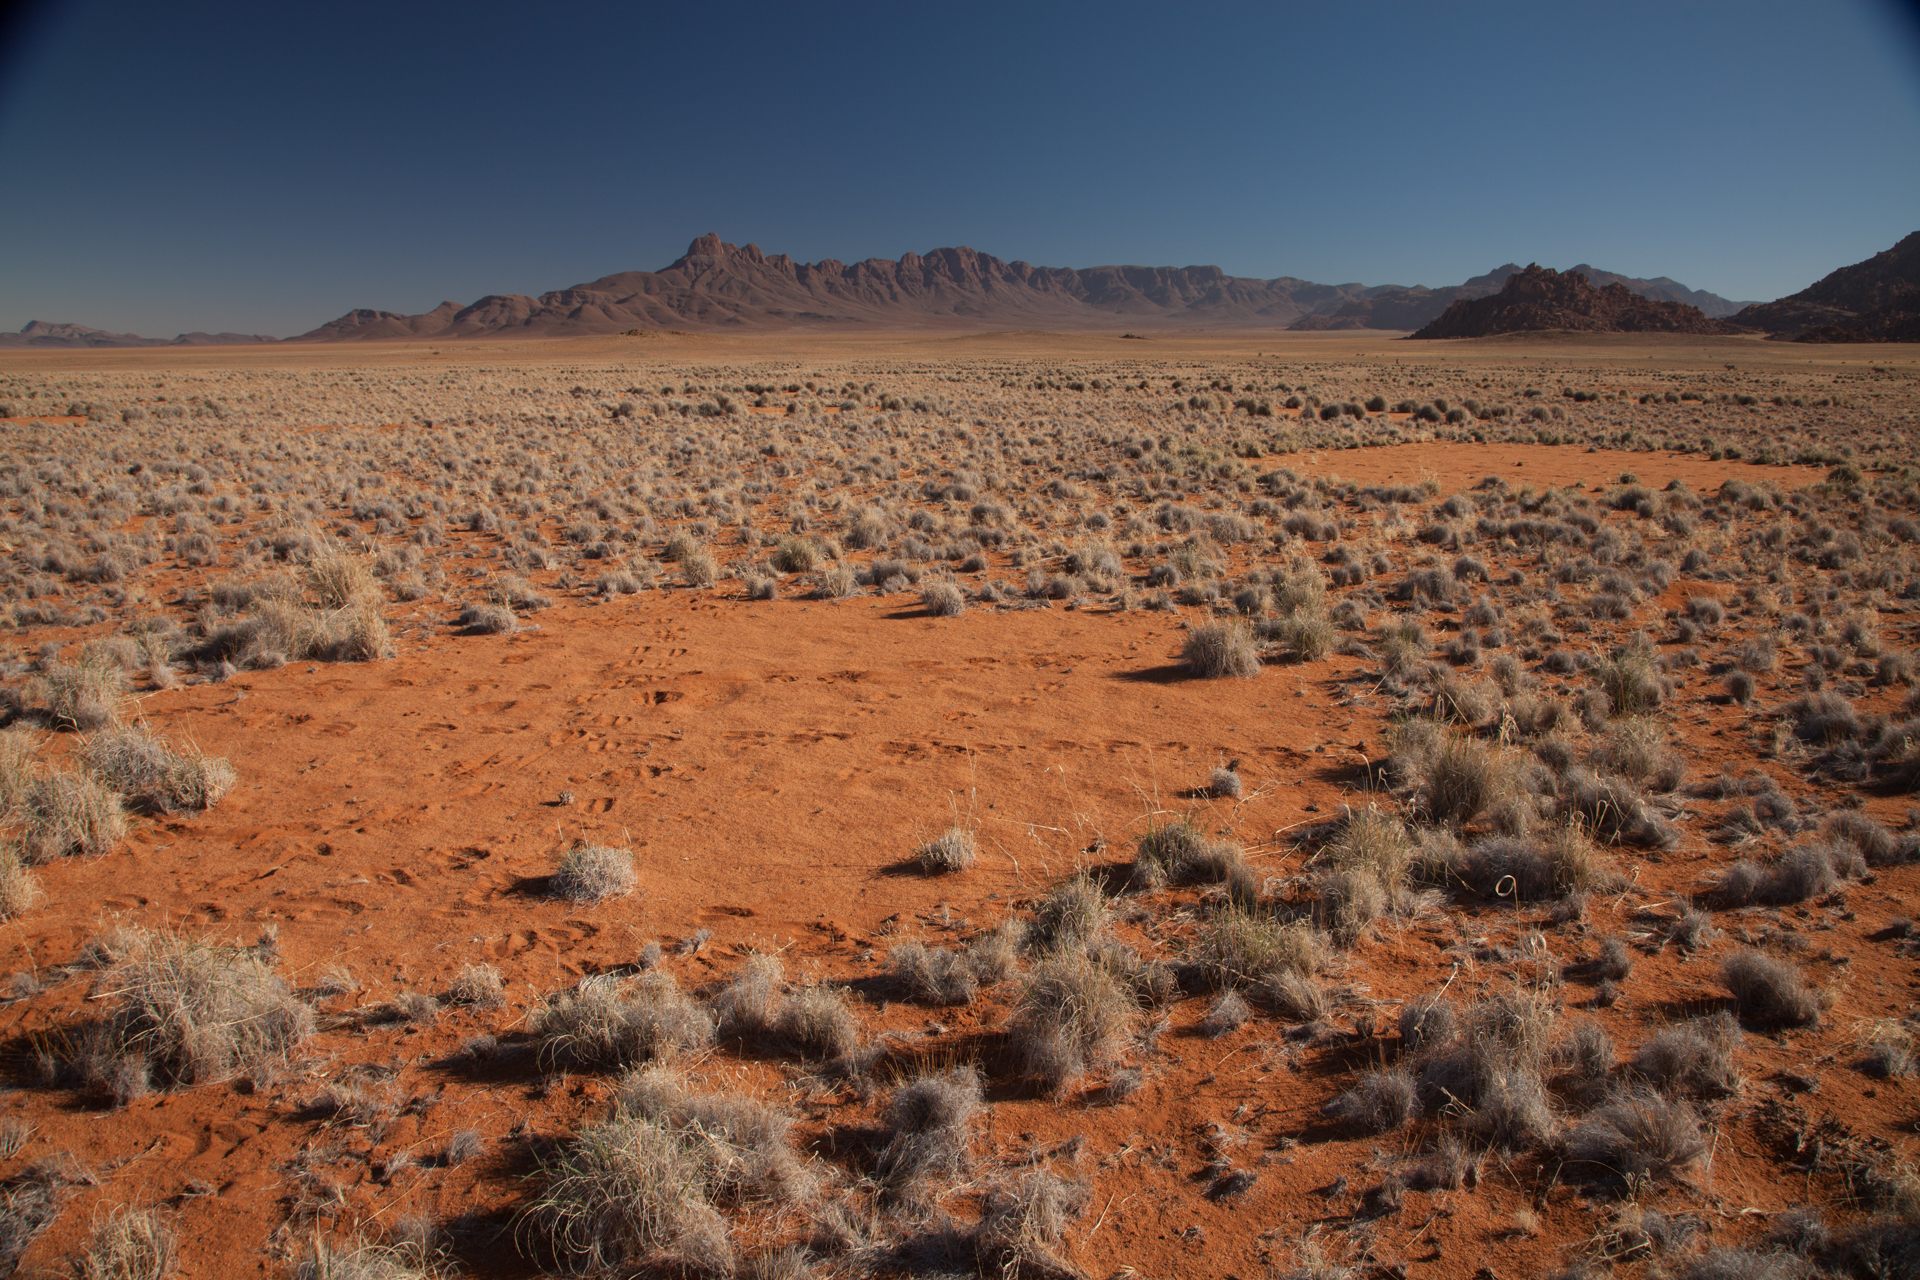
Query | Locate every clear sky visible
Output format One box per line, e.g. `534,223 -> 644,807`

2,0 -> 1916,336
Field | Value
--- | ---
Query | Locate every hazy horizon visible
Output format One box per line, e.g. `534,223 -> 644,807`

3,0 -> 1917,337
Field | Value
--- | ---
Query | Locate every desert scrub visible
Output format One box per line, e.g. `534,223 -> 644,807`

33,658 -> 127,731
1132,818 -> 1242,888
550,844 -> 636,903
75,1205 -> 176,1280
519,1068 -> 809,1276
1565,1092 -> 1706,1193
1181,620 -> 1259,678
293,1236 -> 438,1280
919,578 -> 967,616
1008,951 -> 1135,1095
876,1066 -> 982,1198
18,769 -> 126,863
1190,905 -> 1322,992
1722,951 -> 1822,1029
457,601 -> 517,634
1595,646 -> 1664,716
532,972 -> 714,1071
0,846 -> 39,919
915,825 -> 977,874
78,723 -> 235,814
84,928 -> 312,1094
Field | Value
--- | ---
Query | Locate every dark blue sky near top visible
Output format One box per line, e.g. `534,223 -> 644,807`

0,0 -> 1916,336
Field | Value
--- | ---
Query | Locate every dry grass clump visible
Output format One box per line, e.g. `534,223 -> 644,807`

774,983 -> 861,1060
1388,722 -> 1515,828
78,724 -> 235,814
0,846 -> 41,919
17,769 -> 127,862
875,1066 -> 982,1198
84,928 -> 312,1094
1008,951 -> 1135,1096
1327,1067 -> 1419,1133
550,844 -> 636,903
972,1170 -> 1090,1280
1132,818 -> 1242,889
75,1205 -> 177,1280
294,1236 -> 438,1280
1410,990 -> 1558,1150
1028,873 -> 1112,951
919,579 -> 967,617
34,659 -> 126,730
1312,806 -> 1414,941
0,1163 -> 71,1275
1722,951 -> 1822,1029
1433,825 -> 1608,903
1190,905 -> 1323,996
446,963 -> 506,1009
457,601 -> 517,634
711,955 -> 860,1060
519,1067 -> 809,1277
1182,620 -> 1259,678
1559,767 -> 1679,849
1595,646 -> 1664,716
1628,1013 -> 1741,1098
914,825 -> 977,874
887,937 -> 1015,1007
1565,1092 -> 1706,1193
531,972 -> 714,1071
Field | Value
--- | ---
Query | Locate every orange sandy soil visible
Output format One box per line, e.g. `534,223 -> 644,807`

2,515 -> 1909,1280
0,331 -> 1916,1279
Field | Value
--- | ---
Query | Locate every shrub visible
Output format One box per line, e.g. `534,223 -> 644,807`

1132,819 -> 1240,888
447,963 -> 505,1009
551,845 -> 636,903
19,771 -> 127,863
77,1206 -> 177,1280
1008,952 -> 1134,1095
1629,1014 -> 1741,1098
775,983 -> 860,1060
1723,951 -> 1821,1029
1029,874 -> 1111,950
520,1071 -> 808,1277
1191,906 -> 1321,991
915,826 -> 976,874
37,659 -> 125,730
1560,768 -> 1678,849
876,1067 -> 982,1198
88,929 -> 311,1091
458,601 -> 517,634
1565,1093 -> 1706,1192
0,845 -> 38,920
920,580 -> 967,617
1328,1068 -> 1418,1132
531,972 -> 714,1071
1596,649 -> 1663,716
972,1171 -> 1090,1280
888,942 -> 979,1006
78,724 -> 235,814
1181,621 -> 1259,678
293,1237 -> 436,1279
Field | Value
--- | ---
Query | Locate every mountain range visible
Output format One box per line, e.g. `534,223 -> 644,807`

0,235 -> 1755,347
5,231 -> 1913,345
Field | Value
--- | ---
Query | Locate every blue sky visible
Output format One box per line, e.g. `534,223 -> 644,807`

2,0 -> 1916,336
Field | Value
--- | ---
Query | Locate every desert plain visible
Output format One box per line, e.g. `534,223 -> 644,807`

0,328 -> 1915,1280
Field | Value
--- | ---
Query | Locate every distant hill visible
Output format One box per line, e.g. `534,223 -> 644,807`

1731,231 -> 1920,342
1409,266 -> 1736,339
1292,264 -> 1748,331
0,320 -> 277,349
